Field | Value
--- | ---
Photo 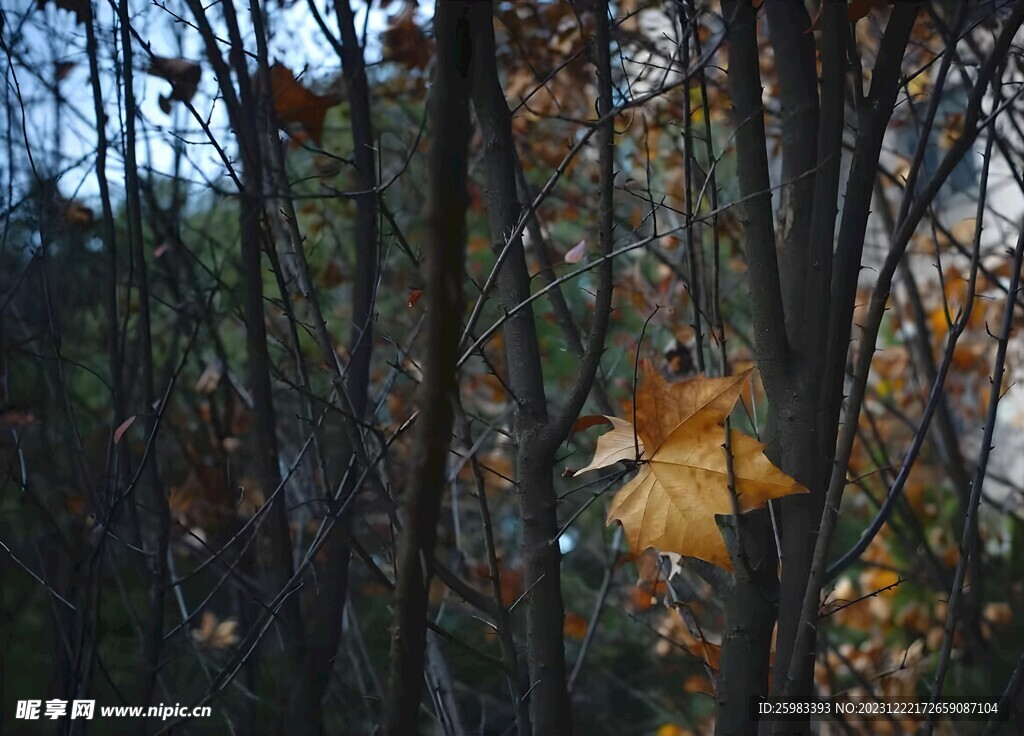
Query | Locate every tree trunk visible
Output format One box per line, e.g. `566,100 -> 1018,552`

382,2 -> 472,732
764,5 -> 845,733
716,4 -> 783,731
312,0 -> 380,701
466,2 -> 613,730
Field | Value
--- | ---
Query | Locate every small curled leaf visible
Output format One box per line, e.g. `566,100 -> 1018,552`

564,239 -> 587,264
113,415 -> 137,445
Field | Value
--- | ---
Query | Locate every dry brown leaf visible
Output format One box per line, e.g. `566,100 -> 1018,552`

563,612 -> 589,641
634,363 -> 752,450
191,611 -> 240,650
596,371 -> 806,569
683,674 -> 713,695
63,199 -> 94,227
383,2 -> 432,70
573,416 -> 643,475
55,61 -> 76,81
168,484 -> 193,517
675,620 -> 722,672
1,408 -> 37,428
950,217 -> 978,243
236,478 -> 265,519
847,0 -> 883,23
572,414 -> 614,433
984,602 -> 1012,627
65,494 -> 86,517
194,362 -> 222,395
318,258 -> 344,289
270,64 -> 340,145
499,568 -> 523,607
147,57 -> 202,114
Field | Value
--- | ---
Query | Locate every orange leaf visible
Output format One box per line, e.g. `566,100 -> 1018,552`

683,674 -> 713,695
676,623 -> 723,671
572,414 -> 614,433
629,585 -> 656,612
469,235 -> 490,254
270,64 -> 340,145
499,568 -> 523,607
563,612 -> 589,641
168,485 -> 193,517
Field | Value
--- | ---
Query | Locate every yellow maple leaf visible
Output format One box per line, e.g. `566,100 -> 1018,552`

581,369 -> 807,569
